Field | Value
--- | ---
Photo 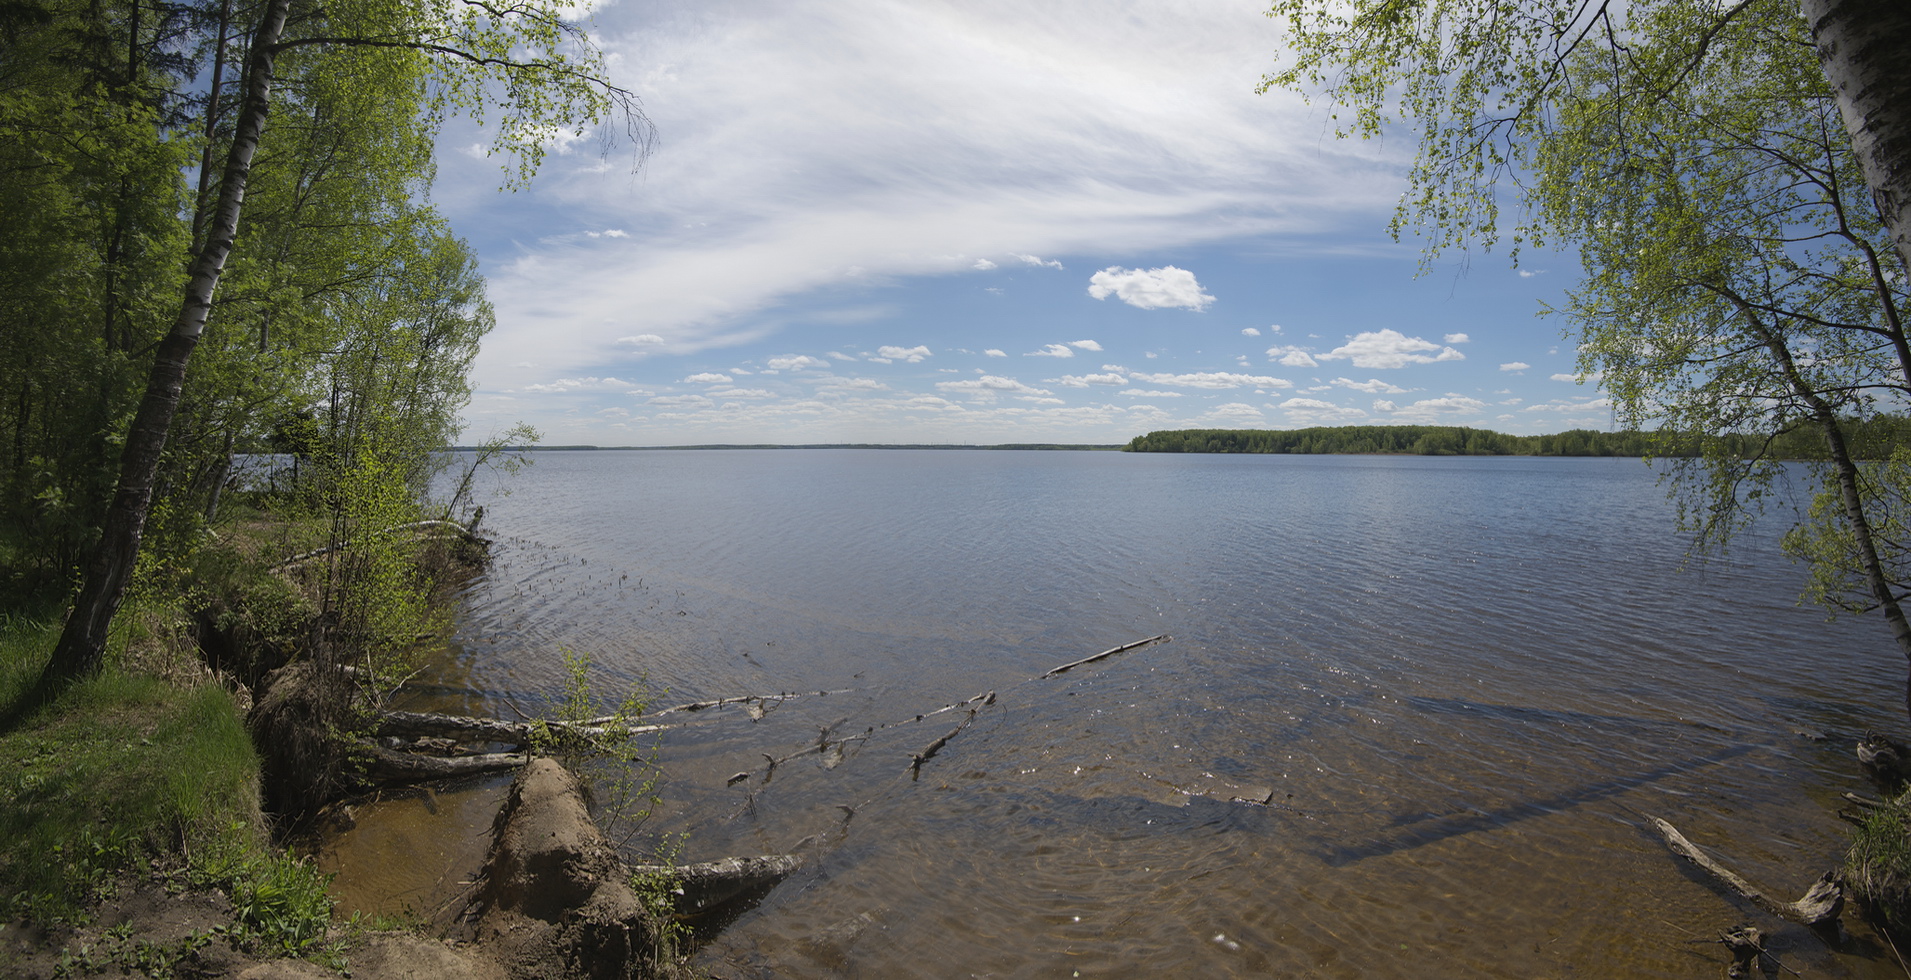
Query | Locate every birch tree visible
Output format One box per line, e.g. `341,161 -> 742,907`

1262,0 -> 1911,710
39,0 -> 648,688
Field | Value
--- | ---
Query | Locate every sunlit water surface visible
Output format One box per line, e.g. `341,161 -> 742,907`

318,450 -> 1909,978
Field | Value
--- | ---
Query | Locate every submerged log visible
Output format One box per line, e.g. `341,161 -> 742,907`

1042,635 -> 1170,677
356,740 -> 528,783
373,709 -> 670,746
1652,817 -> 1844,928
909,710 -> 976,778
628,854 -> 804,914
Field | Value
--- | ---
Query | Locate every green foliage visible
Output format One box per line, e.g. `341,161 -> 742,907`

1847,791 -> 1911,938
1262,0 -> 1911,631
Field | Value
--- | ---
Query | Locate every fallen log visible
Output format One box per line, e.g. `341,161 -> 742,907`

1651,817 -> 1844,927
628,854 -> 804,914
356,740 -> 528,783
1042,635 -> 1170,677
270,520 -> 490,570
373,709 -> 670,746
638,688 -> 850,720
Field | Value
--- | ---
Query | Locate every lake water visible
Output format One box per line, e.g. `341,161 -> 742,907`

330,449 -> 1910,977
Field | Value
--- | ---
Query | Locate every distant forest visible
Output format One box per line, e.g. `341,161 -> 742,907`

1123,422 -> 1911,459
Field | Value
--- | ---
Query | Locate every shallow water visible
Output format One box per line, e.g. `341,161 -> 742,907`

324,450 -> 1908,977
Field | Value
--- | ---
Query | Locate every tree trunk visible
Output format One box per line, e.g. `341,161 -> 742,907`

1802,0 -> 1911,275
40,0 -> 291,687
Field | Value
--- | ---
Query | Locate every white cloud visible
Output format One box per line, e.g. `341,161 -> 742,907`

709,387 -> 776,398
983,349 -> 1007,358
1128,371 -> 1292,389
1552,370 -> 1603,383
1267,345 -> 1318,368
1280,397 -> 1367,423
1519,269 -> 1547,278
1054,373 -> 1127,387
1200,402 -> 1264,423
683,372 -> 733,383
973,258 -> 997,270
1241,327 -> 1261,337
828,351 -> 858,361
1525,396 -> 1613,413
1333,377 -> 1407,394
935,375 -> 1053,397
819,376 -> 889,390
1069,339 -> 1103,351
877,344 -> 933,363
1499,362 -> 1530,372
615,334 -> 665,347
1012,253 -> 1065,270
1087,266 -> 1216,311
648,394 -> 714,408
585,229 -> 630,239
1319,330 -> 1465,369
766,354 -> 831,371
1120,388 -> 1183,398
1389,395 -> 1490,420
1027,344 -> 1076,358
521,376 -> 637,393
1443,333 -> 1470,344
1373,399 -> 1397,412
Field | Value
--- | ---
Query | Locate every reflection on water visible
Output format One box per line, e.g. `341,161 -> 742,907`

340,451 -> 1905,977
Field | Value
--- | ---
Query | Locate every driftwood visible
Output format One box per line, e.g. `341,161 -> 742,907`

1042,635 -> 1170,677
909,710 -> 977,778
1651,817 -> 1844,927
628,854 -> 804,914
374,709 -> 669,745
270,520 -> 490,570
356,740 -> 528,782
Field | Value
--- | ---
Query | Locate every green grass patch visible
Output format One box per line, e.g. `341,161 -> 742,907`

0,615 -> 330,952
1846,792 -> 1911,938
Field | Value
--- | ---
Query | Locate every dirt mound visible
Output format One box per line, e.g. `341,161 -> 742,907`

469,758 -> 669,980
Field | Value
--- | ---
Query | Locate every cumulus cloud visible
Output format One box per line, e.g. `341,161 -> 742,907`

1070,339 -> 1103,351
828,351 -> 858,361
1055,373 -> 1127,387
820,376 -> 889,390
1444,333 -> 1470,344
1389,395 -> 1490,420
1241,327 -> 1261,337
1333,377 -> 1407,394
648,394 -> 714,408
766,354 -> 830,371
709,387 -> 775,398
521,376 -> 637,393
1087,266 -> 1216,311
1552,370 -> 1603,383
973,258 -> 997,270
1127,371 -> 1292,389
1373,399 -> 1397,412
935,375 -> 1053,397
1121,388 -> 1183,397
877,344 -> 933,363
1524,396 -> 1613,413
683,372 -> 733,383
1201,402 -> 1264,423
1499,362 -> 1531,372
1012,253 -> 1065,270
1280,397 -> 1368,423
983,349 -> 1007,358
1267,345 -> 1318,368
615,334 -> 665,347
1519,269 -> 1547,278
1027,344 -> 1076,358
1319,329 -> 1465,369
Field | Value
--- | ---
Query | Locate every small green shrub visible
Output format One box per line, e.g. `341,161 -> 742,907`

1847,793 -> 1911,937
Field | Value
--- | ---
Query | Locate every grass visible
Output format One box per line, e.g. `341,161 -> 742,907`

0,613 -> 333,956
1848,792 -> 1911,940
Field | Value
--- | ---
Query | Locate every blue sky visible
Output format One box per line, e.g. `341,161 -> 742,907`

433,0 -> 1613,446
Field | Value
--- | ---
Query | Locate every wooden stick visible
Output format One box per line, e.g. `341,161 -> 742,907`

909,710 -> 976,778
355,741 -> 528,783
1042,635 -> 1170,677
374,709 -> 671,745
1651,817 -> 1844,927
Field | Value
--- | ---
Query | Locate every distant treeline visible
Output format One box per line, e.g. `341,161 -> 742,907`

459,443 -> 1124,452
1123,422 -> 1911,458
